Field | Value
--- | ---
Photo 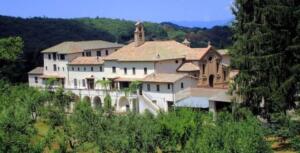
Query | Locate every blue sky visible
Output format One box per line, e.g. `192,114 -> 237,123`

0,0 -> 234,22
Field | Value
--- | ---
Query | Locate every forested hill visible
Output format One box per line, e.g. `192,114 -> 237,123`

0,15 -> 232,82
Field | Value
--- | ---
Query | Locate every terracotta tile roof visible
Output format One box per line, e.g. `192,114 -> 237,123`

177,62 -> 200,72
217,49 -> 229,55
104,40 -> 199,61
185,47 -> 212,60
114,77 -> 143,82
209,91 -> 232,103
41,40 -> 123,54
39,75 -> 65,79
28,67 -> 43,75
143,73 -> 190,83
69,56 -> 104,65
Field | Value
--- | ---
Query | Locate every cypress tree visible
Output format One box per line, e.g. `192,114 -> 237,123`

230,0 -> 300,118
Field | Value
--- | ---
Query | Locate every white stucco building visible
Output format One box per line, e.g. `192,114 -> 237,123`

28,22 -> 236,114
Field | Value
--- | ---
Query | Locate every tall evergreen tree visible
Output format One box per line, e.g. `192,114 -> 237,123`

230,0 -> 300,118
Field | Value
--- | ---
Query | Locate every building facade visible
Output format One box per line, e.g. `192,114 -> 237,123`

28,22 -> 234,114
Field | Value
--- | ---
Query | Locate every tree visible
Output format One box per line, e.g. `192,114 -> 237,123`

157,109 -> 198,152
96,79 -> 111,94
0,37 -> 23,61
0,37 -> 23,81
230,0 -> 300,118
123,80 -> 141,96
185,111 -> 272,153
104,94 -> 112,111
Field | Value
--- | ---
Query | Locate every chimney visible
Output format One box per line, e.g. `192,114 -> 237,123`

134,21 -> 145,47
207,41 -> 211,47
182,38 -> 191,47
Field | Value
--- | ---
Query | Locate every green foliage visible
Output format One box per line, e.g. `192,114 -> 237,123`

268,112 -> 300,151
0,36 -> 23,61
186,111 -> 272,153
123,80 -> 141,96
0,82 -> 272,153
157,109 -> 198,151
230,0 -> 300,118
104,94 -> 112,110
0,82 -> 46,152
0,36 -> 24,82
96,79 -> 112,92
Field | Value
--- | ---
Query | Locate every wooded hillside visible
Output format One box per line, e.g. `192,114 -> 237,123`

0,15 -> 232,82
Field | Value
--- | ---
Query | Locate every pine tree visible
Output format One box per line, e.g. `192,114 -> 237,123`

230,0 -> 300,118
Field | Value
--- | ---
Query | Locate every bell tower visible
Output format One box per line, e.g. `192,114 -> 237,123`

134,21 -> 145,47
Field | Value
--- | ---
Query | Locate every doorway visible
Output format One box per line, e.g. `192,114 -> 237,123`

87,79 -> 95,89
209,75 -> 214,87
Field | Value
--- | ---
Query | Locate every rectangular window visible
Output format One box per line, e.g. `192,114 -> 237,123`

147,84 -> 150,91
82,52 -> 85,56
132,67 -> 136,75
144,67 -> 147,75
72,67 -> 74,71
97,51 -> 101,56
48,54 -> 51,60
156,85 -> 160,92
86,51 -> 92,57
112,66 -> 116,73
216,62 -> 220,73
62,67 -> 64,71
99,66 -> 103,72
74,79 -> 77,88
45,66 -> 48,70
60,54 -> 65,60
58,67 -> 60,71
84,67 -> 86,71
181,82 -> 184,89
52,53 -> 57,61
34,77 -> 38,83
53,64 -> 57,71
168,84 -> 171,90
82,79 -> 86,87
124,67 -> 127,75
105,50 -> 109,55
202,64 -> 206,74
91,67 -> 94,71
